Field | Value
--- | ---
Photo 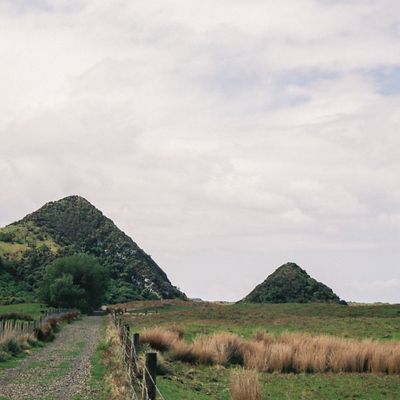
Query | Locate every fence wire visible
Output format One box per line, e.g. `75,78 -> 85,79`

111,312 -> 167,400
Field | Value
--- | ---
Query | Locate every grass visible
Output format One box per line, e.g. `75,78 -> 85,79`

230,369 -> 262,400
121,301 -> 400,341
65,341 -> 86,357
0,303 -> 46,320
116,300 -> 400,399
0,223 -> 60,256
46,360 -> 70,378
140,328 -> 400,373
86,321 -> 109,400
0,352 -> 28,369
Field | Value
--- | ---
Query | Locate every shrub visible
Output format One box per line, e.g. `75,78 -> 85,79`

6,339 -> 21,356
40,254 -> 109,313
0,350 -> 11,362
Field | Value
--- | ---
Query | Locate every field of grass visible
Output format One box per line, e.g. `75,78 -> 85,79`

116,300 -> 400,399
0,303 -> 46,320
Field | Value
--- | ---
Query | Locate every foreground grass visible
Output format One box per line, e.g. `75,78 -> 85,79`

116,301 -> 400,399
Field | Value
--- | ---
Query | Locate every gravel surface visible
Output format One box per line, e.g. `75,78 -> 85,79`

0,316 -> 102,400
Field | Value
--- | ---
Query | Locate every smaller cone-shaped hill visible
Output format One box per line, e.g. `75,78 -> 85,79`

242,262 -> 344,304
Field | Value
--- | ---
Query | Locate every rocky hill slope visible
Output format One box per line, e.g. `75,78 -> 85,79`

242,262 -> 344,304
0,196 -> 185,304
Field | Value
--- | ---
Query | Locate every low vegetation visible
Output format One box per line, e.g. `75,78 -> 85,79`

99,316 -> 134,400
140,327 -> 400,374
0,311 -> 79,362
0,303 -> 47,320
119,301 -> 400,399
229,369 -> 262,400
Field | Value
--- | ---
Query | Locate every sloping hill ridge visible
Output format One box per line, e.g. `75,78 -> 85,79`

0,196 -> 186,304
243,262 -> 344,304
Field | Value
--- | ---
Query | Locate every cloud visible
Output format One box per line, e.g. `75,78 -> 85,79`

1,0 -> 400,301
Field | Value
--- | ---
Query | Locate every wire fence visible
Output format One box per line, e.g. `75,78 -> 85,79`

111,311 -> 167,400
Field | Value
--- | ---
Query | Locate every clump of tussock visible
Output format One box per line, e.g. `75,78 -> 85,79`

167,325 -> 185,339
140,327 -> 181,352
141,327 -> 400,374
192,333 -> 246,365
229,369 -> 262,400
168,332 -> 245,365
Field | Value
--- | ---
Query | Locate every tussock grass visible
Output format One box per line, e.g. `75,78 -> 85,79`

140,327 -> 400,374
140,327 -> 181,352
230,369 -> 262,400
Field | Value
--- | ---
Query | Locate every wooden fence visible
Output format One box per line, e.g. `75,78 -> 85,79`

111,312 -> 166,400
0,308 -> 77,337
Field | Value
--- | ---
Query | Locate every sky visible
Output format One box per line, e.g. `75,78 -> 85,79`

1,0 -> 400,303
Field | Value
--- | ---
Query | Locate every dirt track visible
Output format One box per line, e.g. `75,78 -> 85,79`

0,316 -> 102,400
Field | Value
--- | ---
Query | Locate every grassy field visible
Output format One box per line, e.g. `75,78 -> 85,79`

116,300 -> 400,400
0,303 -> 46,320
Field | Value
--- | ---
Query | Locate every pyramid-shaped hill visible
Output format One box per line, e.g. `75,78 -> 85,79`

242,262 -> 344,304
0,195 -> 186,304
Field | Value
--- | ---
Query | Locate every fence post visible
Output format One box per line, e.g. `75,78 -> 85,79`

144,352 -> 157,400
124,325 -> 130,364
131,333 -> 140,375
133,333 -> 140,354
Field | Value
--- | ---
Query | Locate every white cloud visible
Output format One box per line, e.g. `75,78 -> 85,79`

1,0 -> 400,302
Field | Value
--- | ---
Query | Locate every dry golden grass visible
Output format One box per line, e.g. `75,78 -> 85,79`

140,327 -> 181,352
140,326 -> 400,374
102,316 -> 132,400
229,369 -> 262,400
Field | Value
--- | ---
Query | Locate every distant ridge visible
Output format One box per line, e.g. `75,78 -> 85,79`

242,262 -> 345,304
0,195 -> 186,304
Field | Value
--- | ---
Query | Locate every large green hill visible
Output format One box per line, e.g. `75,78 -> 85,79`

242,262 -> 344,304
0,196 -> 186,304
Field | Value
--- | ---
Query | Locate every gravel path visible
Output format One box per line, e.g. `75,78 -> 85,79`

0,316 -> 102,400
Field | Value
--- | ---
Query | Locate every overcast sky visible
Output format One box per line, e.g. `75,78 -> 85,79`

1,0 -> 400,303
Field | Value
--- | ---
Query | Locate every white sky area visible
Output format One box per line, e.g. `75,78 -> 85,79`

1,0 -> 400,303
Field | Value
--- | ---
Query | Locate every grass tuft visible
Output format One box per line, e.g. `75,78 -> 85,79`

229,369 -> 262,400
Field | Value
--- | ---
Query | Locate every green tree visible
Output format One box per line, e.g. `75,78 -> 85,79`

40,254 -> 108,313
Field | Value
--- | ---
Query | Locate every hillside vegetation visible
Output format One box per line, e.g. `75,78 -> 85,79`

0,196 -> 185,304
242,263 -> 344,304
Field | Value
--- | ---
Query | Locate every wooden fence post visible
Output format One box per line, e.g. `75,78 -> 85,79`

131,333 -> 140,375
133,333 -> 140,354
144,352 -> 157,400
124,325 -> 130,364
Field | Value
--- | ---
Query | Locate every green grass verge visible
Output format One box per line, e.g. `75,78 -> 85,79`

86,319 -> 109,400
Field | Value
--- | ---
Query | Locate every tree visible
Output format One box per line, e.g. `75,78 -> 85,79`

40,254 -> 109,313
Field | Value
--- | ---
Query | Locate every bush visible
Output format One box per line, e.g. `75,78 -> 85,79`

0,350 -> 11,362
40,254 -> 109,313
6,339 -> 21,356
